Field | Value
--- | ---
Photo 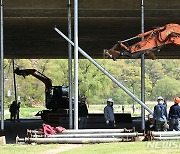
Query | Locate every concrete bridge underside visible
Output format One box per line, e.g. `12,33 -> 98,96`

3,0 -> 180,59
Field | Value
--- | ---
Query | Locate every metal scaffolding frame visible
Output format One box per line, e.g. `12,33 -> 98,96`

0,0 -> 151,133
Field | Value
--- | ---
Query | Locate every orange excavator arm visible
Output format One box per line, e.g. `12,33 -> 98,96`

14,68 -> 52,88
105,23 -> 180,60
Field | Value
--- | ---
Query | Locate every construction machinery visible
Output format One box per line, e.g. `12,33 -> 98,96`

105,23 -> 180,60
14,68 -> 69,121
14,68 -> 137,129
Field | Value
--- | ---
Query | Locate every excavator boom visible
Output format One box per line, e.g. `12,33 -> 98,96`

14,68 -> 52,88
14,67 -> 69,110
105,23 -> 180,60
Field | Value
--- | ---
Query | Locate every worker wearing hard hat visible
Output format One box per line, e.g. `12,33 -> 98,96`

143,114 -> 155,141
168,97 -> 180,131
104,98 -> 116,128
145,114 -> 155,133
153,96 -> 168,131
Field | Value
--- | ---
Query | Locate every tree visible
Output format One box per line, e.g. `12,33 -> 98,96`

151,76 -> 180,101
78,59 -> 112,102
3,58 -> 180,107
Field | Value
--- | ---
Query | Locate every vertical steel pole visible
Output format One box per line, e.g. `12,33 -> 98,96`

0,0 -> 4,131
141,0 -> 145,130
12,59 -> 17,103
74,0 -> 79,130
67,0 -> 73,129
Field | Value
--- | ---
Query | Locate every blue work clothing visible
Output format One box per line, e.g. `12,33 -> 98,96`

169,103 -> 180,119
104,105 -> 115,129
153,103 -> 168,131
169,118 -> 180,131
169,103 -> 180,131
104,105 -> 115,122
155,121 -> 166,131
153,103 -> 168,122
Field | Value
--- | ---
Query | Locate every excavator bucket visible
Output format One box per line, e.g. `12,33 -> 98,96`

14,68 -> 29,78
104,49 -> 121,61
146,50 -> 156,60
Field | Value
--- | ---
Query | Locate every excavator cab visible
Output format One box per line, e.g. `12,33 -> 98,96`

46,86 -> 69,110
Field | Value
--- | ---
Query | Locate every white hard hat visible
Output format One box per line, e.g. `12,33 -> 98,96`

148,114 -> 153,119
107,98 -> 114,103
157,96 -> 164,100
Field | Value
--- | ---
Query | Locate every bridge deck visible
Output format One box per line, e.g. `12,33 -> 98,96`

3,0 -> 180,59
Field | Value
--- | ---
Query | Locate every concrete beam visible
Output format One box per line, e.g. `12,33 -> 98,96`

2,0 -> 180,59
4,0 -> 180,9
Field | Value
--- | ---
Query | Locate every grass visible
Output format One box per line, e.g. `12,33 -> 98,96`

4,102 -> 171,120
1,141 -> 180,154
0,144 -> 61,154
4,105 -> 141,121
61,141 -> 180,154
4,107 -> 46,120
4,101 -> 174,119
4,104 -> 139,120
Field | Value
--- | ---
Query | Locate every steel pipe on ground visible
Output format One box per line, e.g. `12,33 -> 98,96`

28,129 -> 128,135
61,129 -> 127,134
153,136 -> 180,140
27,130 -> 44,135
48,132 -> 143,138
21,137 -> 123,144
152,131 -> 180,137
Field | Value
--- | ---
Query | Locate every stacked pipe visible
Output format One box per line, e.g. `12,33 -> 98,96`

150,131 -> 180,140
16,128 -> 144,144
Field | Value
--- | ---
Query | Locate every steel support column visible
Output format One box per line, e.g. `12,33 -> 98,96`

141,0 -> 145,130
0,0 -> 4,132
74,0 -> 79,130
67,0 -> 73,129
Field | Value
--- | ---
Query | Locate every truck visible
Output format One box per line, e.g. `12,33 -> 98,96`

14,68 -> 69,121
